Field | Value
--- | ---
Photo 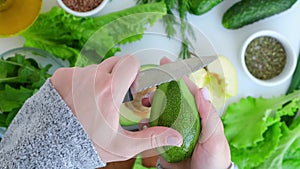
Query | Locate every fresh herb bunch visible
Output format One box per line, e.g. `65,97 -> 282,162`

137,0 -> 223,59
137,0 -> 192,59
0,54 -> 51,128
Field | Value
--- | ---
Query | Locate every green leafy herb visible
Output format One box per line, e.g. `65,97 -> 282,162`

222,90 -> 300,168
0,54 -> 51,128
137,0 -> 222,59
137,0 -> 191,59
21,3 -> 167,66
256,116 -> 300,169
223,90 -> 300,148
230,123 -> 282,169
283,138 -> 300,168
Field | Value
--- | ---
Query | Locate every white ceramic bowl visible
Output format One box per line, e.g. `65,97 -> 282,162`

241,30 -> 297,86
57,0 -> 109,17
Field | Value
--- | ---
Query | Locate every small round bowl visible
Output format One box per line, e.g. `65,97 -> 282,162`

0,47 -> 69,74
241,30 -> 297,86
57,0 -> 109,17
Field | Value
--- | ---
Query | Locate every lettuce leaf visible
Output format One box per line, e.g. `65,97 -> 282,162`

283,137 -> 300,168
223,91 -> 300,169
223,90 -> 300,148
256,117 -> 300,169
230,122 -> 282,169
21,3 -> 167,66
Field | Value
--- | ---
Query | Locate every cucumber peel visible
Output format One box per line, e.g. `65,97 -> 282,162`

150,80 -> 201,162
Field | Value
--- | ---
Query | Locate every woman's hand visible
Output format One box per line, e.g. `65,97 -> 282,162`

159,88 -> 231,169
50,55 -> 183,163
143,57 -> 231,169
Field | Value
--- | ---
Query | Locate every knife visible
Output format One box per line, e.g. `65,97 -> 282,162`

123,55 -> 218,103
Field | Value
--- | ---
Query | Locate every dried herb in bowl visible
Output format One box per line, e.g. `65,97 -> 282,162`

245,36 -> 286,80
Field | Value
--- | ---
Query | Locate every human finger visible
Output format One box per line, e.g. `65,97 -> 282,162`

160,56 -> 172,65
138,119 -> 150,131
121,126 -> 183,157
110,55 -> 140,105
195,88 -> 223,143
97,56 -> 122,73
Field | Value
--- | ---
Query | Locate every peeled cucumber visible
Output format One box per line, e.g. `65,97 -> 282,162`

150,80 -> 201,162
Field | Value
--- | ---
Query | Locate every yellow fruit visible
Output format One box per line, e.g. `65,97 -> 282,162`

189,56 -> 238,110
207,56 -> 238,97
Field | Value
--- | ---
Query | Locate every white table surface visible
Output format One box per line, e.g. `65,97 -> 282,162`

1,0 -> 300,105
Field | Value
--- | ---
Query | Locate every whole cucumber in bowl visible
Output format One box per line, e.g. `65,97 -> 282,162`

222,0 -> 297,29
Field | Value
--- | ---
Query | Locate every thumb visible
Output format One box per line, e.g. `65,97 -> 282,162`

125,126 -> 183,153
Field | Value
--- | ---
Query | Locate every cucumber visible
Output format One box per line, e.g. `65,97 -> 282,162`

150,80 -> 201,163
286,53 -> 300,94
222,0 -> 297,29
188,0 -> 223,15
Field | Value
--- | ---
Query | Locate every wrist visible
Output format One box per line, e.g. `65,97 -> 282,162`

50,68 -> 76,115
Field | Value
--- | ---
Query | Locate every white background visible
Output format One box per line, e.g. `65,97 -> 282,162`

1,0 -> 300,105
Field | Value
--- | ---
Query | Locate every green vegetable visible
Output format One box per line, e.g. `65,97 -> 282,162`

0,54 -> 51,128
283,137 -> 300,168
188,0 -> 223,15
21,3 -> 167,66
287,53 -> 300,94
138,0 -> 221,59
223,90 -> 300,148
230,123 -> 282,169
150,80 -> 200,162
283,52 -> 300,126
222,0 -> 297,29
257,115 -> 300,169
222,90 -> 300,168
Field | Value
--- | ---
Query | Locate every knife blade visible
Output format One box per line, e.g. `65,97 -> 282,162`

123,55 -> 218,103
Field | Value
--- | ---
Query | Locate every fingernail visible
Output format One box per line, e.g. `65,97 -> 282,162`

138,119 -> 149,130
142,125 -> 148,130
202,87 -> 210,101
167,136 -> 181,146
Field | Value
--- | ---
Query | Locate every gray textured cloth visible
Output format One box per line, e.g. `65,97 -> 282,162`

0,79 -> 106,168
